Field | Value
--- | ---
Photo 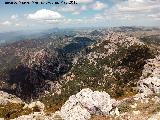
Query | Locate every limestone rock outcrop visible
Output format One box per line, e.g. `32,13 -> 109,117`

60,88 -> 116,120
138,55 -> 160,98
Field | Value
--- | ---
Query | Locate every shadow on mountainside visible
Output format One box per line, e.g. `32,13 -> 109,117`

1,37 -> 94,102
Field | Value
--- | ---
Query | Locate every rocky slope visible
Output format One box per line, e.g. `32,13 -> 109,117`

0,28 -> 160,120
0,32 -> 94,101
47,32 -> 155,104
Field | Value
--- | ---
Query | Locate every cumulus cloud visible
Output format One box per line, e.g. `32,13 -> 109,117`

27,9 -> 62,21
1,21 -> 11,25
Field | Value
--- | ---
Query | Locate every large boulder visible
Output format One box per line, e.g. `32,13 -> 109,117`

60,88 -> 116,120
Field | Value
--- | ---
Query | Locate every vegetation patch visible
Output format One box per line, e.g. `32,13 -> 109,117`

0,103 -> 32,119
118,102 -> 132,113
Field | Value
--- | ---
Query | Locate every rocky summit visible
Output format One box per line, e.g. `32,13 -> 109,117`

0,27 -> 160,120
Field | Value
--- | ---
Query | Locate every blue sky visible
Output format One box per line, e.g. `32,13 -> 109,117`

0,0 -> 160,32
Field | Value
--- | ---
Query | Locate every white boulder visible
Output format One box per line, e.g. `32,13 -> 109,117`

60,88 -> 116,120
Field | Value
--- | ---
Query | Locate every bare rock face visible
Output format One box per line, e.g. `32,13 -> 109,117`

0,91 -> 23,105
60,95 -> 91,120
137,55 -> 160,98
60,88 -> 116,120
22,49 -> 56,68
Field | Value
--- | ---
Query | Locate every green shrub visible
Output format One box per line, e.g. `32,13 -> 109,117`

118,103 -> 131,113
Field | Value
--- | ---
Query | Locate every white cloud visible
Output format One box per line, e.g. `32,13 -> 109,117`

91,1 -> 106,10
117,4 -> 152,13
1,21 -> 11,25
60,1 -> 106,14
59,1 -> 106,14
116,0 -> 160,13
98,0 -> 160,22
27,9 -> 62,21
11,14 -> 18,20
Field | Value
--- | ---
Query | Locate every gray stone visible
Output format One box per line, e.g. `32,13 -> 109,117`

60,88 -> 116,120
